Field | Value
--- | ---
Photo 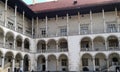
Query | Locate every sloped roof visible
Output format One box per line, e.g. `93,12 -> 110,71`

29,0 -> 120,13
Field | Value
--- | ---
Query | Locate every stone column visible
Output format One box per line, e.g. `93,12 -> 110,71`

20,59 -> 24,71
3,34 -> 6,48
66,13 -> 69,35
12,57 -> 15,72
78,12 -> 81,35
45,59 -> 48,71
90,10 -> 93,34
106,58 -> 109,71
4,0 -> 8,27
93,57 -> 96,71
32,18 -> 34,38
22,11 -> 25,34
2,56 -> 4,69
102,9 -> 106,33
105,39 -> 108,50
14,5 -> 17,31
45,16 -> 48,37
22,40 -> 24,51
56,42 -> 58,52
13,38 -> 16,50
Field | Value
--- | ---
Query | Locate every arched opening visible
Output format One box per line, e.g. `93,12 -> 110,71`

16,35 -> 22,50
15,53 -> 22,72
93,36 -> 105,51
107,36 -> 118,50
95,53 -> 106,71
47,55 -> 57,71
109,53 -> 119,66
81,53 -> 93,71
58,54 -> 68,71
37,40 -> 46,53
4,51 -> 14,72
37,55 -> 46,71
24,38 -> 30,52
5,32 -> 14,49
47,39 -> 57,52
0,28 -> 4,48
81,37 -> 92,51
23,55 -> 30,71
58,38 -> 68,52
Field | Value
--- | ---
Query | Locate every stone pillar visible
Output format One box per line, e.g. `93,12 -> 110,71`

21,59 -> 24,71
106,58 -> 109,71
46,43 -> 47,52
45,59 -> 48,71
55,15 -> 58,36
102,9 -> 106,33
90,10 -> 93,34
12,58 -> 15,72
4,0 -> 8,27
22,40 -> 24,51
45,16 -> 48,37
56,58 -> 58,71
3,34 -> 6,48
36,17 -> 39,37
78,12 -> 80,35
32,18 -> 34,38
93,57 -> 96,71
14,5 -> 17,31
56,42 -> 58,52
105,39 -> 108,50
2,56 -> 4,69
66,13 -> 69,35
115,8 -> 119,32
13,38 -> 16,50
22,11 -> 25,34
92,40 -> 94,51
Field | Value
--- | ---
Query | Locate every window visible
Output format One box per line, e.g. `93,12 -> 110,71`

41,44 -> 46,50
40,28 -> 46,37
107,24 -> 117,32
61,59 -> 67,66
82,58 -> 88,66
60,26 -> 67,36
60,42 -> 67,48
95,58 -> 99,66
81,41 -> 89,48
80,24 -> 89,34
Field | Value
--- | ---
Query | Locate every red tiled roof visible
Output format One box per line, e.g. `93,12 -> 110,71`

29,0 -> 120,13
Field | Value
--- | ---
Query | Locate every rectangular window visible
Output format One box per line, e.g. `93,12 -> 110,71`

61,59 -> 67,66
95,58 -> 100,66
60,26 -> 67,36
82,58 -> 88,66
80,24 -> 89,34
107,23 -> 117,33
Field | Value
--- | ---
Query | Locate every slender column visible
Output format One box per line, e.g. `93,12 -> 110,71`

2,56 -> 4,69
36,17 -> 39,37
56,15 -> 58,36
105,39 -> 108,50
56,58 -> 59,71
32,18 -> 34,38
90,10 -> 93,34
3,34 -> 6,48
22,40 -> 24,51
22,11 -> 25,34
14,5 -> 17,31
56,42 -> 58,52
46,42 -> 47,52
106,58 -> 109,71
92,40 -> 94,51
20,59 -> 24,71
4,0 -> 8,27
13,38 -> 16,50
45,16 -> 48,37
78,12 -> 81,35
102,9 -> 106,33
12,57 -> 15,72
45,59 -> 48,71
93,57 -> 95,71
67,13 -> 69,35
79,58 -> 82,71
115,8 -> 119,32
